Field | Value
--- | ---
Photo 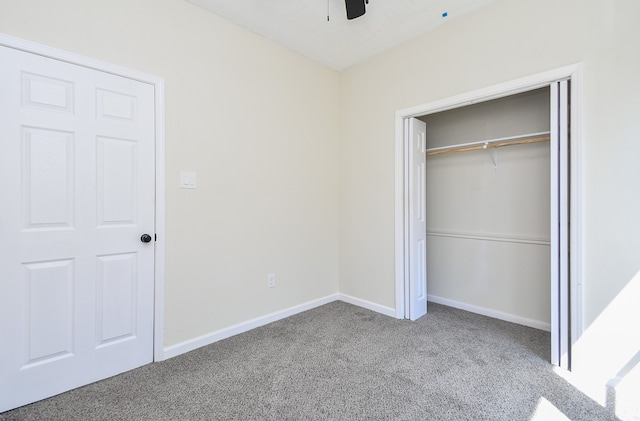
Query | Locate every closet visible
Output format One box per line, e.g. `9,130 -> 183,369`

419,87 -> 551,330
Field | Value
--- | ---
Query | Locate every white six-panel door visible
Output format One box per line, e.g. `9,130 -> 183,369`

0,45 -> 156,412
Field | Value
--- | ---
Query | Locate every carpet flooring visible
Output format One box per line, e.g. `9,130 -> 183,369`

0,302 -> 623,420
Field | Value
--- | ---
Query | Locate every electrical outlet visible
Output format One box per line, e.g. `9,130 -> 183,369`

267,273 -> 276,288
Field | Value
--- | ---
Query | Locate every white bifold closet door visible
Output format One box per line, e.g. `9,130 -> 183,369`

550,80 -> 570,369
406,117 -> 427,321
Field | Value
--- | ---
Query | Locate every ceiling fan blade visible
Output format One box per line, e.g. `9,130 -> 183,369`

345,0 -> 366,20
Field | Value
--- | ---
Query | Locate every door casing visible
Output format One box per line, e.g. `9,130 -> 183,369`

0,33 -> 167,362
394,64 -> 583,368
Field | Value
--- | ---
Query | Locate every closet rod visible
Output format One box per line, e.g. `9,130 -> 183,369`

426,131 -> 551,157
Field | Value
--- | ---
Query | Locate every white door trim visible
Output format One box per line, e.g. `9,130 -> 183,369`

394,65 -> 583,362
0,33 -> 167,362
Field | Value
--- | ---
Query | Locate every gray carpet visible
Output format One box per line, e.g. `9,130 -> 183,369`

0,302 -> 618,420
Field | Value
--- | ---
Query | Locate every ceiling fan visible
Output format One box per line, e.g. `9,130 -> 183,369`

345,0 -> 369,20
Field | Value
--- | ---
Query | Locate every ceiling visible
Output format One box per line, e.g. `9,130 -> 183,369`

186,0 -> 497,71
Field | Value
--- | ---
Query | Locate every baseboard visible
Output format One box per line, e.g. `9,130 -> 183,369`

427,294 -> 551,332
338,293 -> 397,317
162,294 -> 340,360
161,293 -> 548,361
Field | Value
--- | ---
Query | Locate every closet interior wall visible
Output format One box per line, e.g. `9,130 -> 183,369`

419,88 -> 552,328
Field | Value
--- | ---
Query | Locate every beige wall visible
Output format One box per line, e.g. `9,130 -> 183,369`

339,0 -> 640,376
0,0 -> 341,346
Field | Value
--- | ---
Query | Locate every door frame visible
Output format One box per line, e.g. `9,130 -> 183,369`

0,33 -> 167,362
394,65 -> 583,365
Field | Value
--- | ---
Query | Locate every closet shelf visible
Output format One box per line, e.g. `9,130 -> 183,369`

426,131 -> 551,157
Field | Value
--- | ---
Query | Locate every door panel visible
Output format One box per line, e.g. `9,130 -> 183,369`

408,117 -> 427,320
97,136 -> 138,225
0,45 -> 155,412
22,71 -> 74,113
550,80 -> 570,369
23,127 -> 75,228
96,253 -> 138,346
24,259 -> 75,365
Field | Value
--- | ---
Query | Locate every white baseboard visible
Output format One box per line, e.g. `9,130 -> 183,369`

427,295 -> 551,332
161,293 -> 398,360
162,294 -> 339,360
337,293 -> 397,317
161,293 -> 549,361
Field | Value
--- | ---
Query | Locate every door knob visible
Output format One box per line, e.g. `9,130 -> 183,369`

140,234 -> 152,243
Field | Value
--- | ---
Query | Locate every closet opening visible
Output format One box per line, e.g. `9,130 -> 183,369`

422,87 -> 551,333
394,66 -> 582,369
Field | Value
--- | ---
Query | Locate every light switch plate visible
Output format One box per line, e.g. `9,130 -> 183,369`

180,172 -> 197,189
